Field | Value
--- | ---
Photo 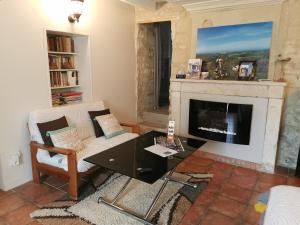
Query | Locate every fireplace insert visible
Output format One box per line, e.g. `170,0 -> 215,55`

189,99 -> 253,145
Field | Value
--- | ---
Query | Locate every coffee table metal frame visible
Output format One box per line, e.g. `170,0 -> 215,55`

97,167 -> 197,225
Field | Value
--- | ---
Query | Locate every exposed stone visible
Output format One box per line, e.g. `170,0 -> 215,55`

136,23 -> 156,121
278,125 -> 300,168
277,0 -> 300,168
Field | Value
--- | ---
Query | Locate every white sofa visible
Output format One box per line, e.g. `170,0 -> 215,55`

28,101 -> 139,199
263,185 -> 300,225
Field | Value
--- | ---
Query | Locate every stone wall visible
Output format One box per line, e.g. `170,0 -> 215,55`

136,23 -> 155,120
277,0 -> 300,168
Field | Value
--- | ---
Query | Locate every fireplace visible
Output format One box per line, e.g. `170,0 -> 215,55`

189,99 -> 253,145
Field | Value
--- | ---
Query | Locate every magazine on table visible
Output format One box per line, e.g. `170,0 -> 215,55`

144,136 -> 185,157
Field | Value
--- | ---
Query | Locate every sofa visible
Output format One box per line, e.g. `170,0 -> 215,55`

28,101 -> 140,199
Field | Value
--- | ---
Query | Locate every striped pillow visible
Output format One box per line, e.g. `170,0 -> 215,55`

47,126 -> 84,152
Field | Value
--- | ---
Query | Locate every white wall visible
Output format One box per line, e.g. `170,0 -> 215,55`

0,0 -> 136,190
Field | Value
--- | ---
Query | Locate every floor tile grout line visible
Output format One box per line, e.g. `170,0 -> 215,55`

43,181 -> 68,194
43,180 -> 67,190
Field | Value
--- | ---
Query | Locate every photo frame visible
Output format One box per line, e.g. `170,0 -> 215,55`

188,59 -> 202,78
238,61 -> 257,80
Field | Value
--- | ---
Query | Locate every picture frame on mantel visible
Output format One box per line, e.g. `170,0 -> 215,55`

238,61 -> 257,81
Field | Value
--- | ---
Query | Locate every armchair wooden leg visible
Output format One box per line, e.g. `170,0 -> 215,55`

68,152 -> 78,200
32,166 -> 41,184
69,173 -> 78,200
30,142 -> 41,184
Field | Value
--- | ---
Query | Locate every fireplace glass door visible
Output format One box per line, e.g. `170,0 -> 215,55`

189,99 -> 253,145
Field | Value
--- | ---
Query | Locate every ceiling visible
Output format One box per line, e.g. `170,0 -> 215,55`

121,0 -> 284,11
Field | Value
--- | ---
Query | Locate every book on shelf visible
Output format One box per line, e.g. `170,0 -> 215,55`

47,35 -> 75,53
61,56 -> 75,69
48,55 -> 61,70
50,71 -> 78,88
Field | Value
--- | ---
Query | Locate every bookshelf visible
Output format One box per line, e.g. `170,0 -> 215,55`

46,30 -> 92,107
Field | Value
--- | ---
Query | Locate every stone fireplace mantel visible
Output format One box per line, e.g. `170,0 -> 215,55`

170,79 -> 287,173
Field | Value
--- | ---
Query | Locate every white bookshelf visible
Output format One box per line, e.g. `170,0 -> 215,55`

49,69 -> 78,72
46,30 -> 92,107
48,51 -> 78,55
51,85 -> 81,90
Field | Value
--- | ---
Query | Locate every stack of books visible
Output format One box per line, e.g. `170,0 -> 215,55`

51,91 -> 82,106
62,92 -> 82,104
47,35 -> 74,52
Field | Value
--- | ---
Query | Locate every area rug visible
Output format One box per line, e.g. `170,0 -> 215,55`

31,171 -> 212,225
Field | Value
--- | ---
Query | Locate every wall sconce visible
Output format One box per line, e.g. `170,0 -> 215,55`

68,0 -> 84,23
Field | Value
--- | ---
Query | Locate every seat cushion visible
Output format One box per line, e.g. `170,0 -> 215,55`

36,132 -> 139,172
263,185 -> 300,225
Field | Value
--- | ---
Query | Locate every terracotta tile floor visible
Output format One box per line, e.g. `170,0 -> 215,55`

0,155 -> 300,225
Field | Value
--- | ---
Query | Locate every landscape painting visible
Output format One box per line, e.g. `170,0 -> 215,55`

196,22 -> 273,80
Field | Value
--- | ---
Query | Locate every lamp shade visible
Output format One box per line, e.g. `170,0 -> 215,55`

69,0 -> 84,22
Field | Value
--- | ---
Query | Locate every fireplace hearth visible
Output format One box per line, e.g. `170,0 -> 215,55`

189,99 -> 253,145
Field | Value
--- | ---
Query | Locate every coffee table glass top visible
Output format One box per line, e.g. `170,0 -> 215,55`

84,131 -> 206,184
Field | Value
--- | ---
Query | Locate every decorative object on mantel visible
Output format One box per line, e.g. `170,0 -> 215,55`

274,54 -> 292,82
176,71 -> 186,79
238,61 -> 257,81
214,58 -> 228,80
196,22 -> 273,81
201,72 -> 209,79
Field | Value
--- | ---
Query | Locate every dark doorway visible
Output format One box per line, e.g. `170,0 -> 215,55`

154,21 -> 172,110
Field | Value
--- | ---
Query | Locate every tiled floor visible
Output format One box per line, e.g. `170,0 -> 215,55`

0,153 -> 300,225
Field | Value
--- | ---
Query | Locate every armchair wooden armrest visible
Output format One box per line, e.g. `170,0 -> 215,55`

30,141 -> 75,155
120,122 -> 141,134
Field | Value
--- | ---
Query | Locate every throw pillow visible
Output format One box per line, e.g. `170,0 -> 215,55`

47,126 -> 84,152
88,109 -> 110,137
37,116 -> 69,157
95,114 -> 125,139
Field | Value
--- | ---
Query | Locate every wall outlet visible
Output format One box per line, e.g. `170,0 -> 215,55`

9,151 -> 22,167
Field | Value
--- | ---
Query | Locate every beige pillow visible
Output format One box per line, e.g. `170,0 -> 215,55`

95,114 -> 125,139
47,126 -> 84,152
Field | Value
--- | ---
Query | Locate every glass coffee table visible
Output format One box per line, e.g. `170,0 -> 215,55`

84,131 -> 206,225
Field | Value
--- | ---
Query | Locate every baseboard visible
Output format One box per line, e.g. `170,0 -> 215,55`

275,165 -> 296,177
1,174 -> 32,191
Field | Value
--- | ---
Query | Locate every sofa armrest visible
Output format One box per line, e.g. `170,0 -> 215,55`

30,141 -> 75,155
120,122 -> 141,134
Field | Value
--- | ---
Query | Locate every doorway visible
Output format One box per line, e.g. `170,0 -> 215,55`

137,21 -> 172,126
